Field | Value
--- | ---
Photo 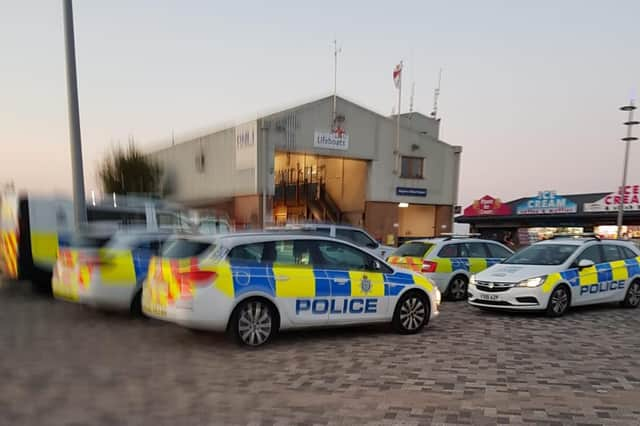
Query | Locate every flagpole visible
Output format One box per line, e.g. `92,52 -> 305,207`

395,61 -> 402,174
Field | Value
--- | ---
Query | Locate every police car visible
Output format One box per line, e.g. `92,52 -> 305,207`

468,236 -> 640,316
387,235 -> 513,301
142,232 -> 440,347
53,229 -> 173,314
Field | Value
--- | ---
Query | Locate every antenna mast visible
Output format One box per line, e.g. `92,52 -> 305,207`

332,39 -> 342,128
431,68 -> 442,118
409,82 -> 416,113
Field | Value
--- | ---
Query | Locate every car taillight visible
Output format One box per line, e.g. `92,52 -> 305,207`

177,270 -> 217,288
421,260 -> 437,273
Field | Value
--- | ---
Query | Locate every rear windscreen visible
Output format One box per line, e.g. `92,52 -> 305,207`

161,239 -> 213,259
66,235 -> 112,249
392,242 -> 433,258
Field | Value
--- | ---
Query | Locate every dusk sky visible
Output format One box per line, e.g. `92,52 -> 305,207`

2,0 -> 640,206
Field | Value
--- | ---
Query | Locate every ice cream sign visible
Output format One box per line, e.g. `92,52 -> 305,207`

516,191 -> 577,215
584,185 -> 640,212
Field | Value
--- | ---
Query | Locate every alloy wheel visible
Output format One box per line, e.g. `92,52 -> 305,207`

399,296 -> 426,331
237,301 -> 273,346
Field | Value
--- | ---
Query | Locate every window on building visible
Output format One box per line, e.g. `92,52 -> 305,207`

401,156 -> 424,179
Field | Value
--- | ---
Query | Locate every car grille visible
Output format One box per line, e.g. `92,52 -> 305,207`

472,299 -> 513,306
475,281 -> 515,293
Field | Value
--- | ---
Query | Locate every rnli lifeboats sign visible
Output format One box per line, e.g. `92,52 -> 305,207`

515,191 -> 577,215
314,131 -> 349,151
584,185 -> 640,212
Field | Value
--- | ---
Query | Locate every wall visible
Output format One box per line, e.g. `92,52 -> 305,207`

398,204 -> 436,238
149,126 -> 257,205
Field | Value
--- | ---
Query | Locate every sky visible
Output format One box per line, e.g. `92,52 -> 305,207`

2,0 -> 640,207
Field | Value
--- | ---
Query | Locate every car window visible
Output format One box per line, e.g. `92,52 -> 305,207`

602,245 -> 624,262
316,240 -> 379,271
575,245 -> 603,265
336,228 -> 377,248
463,242 -> 489,258
228,242 -> 268,263
504,244 -> 578,266
274,240 -> 318,265
162,239 -> 213,259
622,246 -> 638,259
438,244 -> 459,258
392,241 -> 433,258
486,243 -> 512,259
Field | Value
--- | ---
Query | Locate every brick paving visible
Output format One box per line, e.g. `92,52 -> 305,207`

0,278 -> 639,426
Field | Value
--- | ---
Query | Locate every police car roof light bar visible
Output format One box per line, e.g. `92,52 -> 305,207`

549,233 -> 600,241
440,232 -> 481,241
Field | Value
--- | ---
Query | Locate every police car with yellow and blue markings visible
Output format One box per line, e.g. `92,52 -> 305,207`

468,236 -> 640,316
387,235 -> 513,301
142,232 -> 441,347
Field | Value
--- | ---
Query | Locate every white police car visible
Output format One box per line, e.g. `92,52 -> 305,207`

468,236 -> 640,316
142,232 -> 440,346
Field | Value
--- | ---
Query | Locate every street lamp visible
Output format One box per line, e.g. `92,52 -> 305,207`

617,101 -> 638,239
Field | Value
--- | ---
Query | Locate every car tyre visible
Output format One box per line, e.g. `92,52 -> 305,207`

621,280 -> 640,308
230,298 -> 277,347
446,275 -> 469,301
392,291 -> 430,334
546,285 -> 570,317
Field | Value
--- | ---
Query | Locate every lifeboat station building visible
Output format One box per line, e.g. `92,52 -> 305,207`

149,95 -> 462,244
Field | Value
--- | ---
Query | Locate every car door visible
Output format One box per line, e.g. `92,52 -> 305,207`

601,244 -> 630,302
573,245 -> 605,306
315,240 -> 388,323
269,239 -> 329,327
462,242 -> 490,274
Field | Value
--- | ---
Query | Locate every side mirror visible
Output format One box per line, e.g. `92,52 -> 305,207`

578,259 -> 595,269
367,241 -> 379,249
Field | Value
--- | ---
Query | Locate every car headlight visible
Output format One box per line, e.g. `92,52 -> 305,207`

517,276 -> 547,288
469,274 -> 477,285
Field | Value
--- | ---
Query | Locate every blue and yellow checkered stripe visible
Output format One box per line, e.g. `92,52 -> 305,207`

542,256 -> 640,293
217,261 -> 433,299
434,257 -> 503,274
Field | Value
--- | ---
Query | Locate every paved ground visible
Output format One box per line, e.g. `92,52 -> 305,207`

1,278 -> 639,426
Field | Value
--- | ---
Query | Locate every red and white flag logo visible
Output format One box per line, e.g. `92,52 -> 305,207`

393,63 -> 402,88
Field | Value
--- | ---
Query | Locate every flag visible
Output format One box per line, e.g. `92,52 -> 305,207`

393,62 -> 402,88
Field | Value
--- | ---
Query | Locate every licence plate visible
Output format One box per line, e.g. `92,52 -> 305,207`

479,294 -> 499,301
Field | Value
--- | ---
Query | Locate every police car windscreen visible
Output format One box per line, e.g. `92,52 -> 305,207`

161,239 -> 213,259
393,242 -> 433,258
503,244 -> 577,266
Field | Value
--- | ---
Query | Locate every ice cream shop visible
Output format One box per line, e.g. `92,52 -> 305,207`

455,187 -> 640,246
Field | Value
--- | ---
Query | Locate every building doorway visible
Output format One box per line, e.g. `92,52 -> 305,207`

273,152 -> 367,225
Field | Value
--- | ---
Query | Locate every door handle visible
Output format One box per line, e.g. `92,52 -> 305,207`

275,275 -> 290,281
333,278 -> 349,285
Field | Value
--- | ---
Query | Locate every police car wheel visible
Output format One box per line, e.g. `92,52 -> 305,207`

447,275 -> 469,301
393,292 -> 430,334
546,285 -> 570,317
622,280 -> 640,308
231,299 -> 276,347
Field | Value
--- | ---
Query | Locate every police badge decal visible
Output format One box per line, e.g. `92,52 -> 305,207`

361,276 -> 372,293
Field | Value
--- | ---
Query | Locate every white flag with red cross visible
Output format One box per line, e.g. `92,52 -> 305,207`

393,62 -> 402,88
